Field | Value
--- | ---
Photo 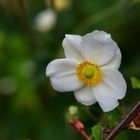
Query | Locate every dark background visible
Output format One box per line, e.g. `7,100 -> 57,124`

0,0 -> 140,140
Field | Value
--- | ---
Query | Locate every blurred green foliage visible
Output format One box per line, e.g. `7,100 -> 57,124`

0,0 -> 140,140
131,77 -> 140,89
91,125 -> 102,140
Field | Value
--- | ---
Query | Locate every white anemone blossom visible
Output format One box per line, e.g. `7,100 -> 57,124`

46,30 -> 127,112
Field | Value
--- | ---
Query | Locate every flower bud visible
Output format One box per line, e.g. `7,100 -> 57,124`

68,105 -> 79,116
69,119 -> 84,132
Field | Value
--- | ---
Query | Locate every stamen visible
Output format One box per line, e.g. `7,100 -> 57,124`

83,66 -> 95,79
76,61 -> 103,86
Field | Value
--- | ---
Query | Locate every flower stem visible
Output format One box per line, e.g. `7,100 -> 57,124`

81,130 -> 92,140
106,100 -> 140,140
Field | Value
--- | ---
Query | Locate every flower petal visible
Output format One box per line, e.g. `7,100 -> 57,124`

46,58 -> 84,92
62,34 -> 84,62
74,86 -> 96,105
101,67 -> 127,99
46,58 -> 78,77
104,48 -> 122,69
93,83 -> 119,112
80,30 -> 118,66
50,74 -> 83,92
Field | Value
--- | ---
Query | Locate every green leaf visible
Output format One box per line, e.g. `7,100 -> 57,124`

130,77 -> 140,89
104,109 -> 121,128
91,124 -> 102,140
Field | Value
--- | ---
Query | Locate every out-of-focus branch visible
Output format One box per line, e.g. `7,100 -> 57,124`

105,100 -> 140,140
16,0 -> 39,48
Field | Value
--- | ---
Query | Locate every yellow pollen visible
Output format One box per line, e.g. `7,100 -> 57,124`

76,61 -> 103,86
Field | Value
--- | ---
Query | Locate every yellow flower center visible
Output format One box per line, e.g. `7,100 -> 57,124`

76,61 -> 103,86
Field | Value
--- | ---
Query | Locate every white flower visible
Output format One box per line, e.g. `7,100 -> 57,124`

46,30 -> 127,112
34,9 -> 57,32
